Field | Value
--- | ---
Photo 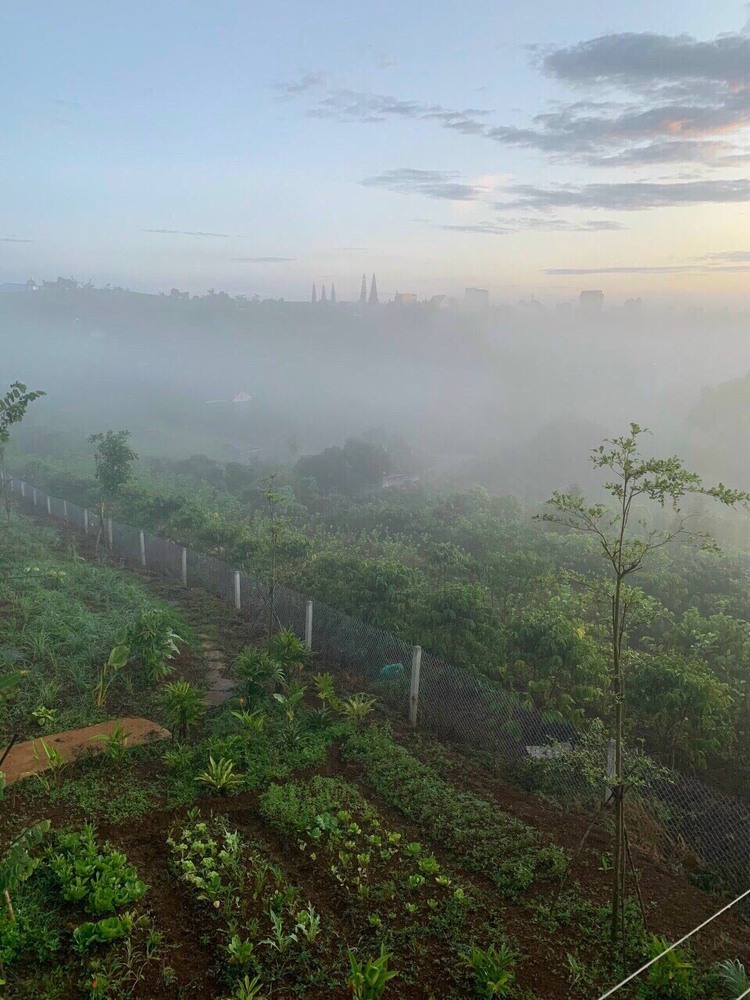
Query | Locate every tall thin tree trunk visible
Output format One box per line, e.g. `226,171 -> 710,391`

611,581 -> 625,942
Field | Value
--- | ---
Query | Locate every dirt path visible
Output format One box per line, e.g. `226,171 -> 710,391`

2,717 -> 170,784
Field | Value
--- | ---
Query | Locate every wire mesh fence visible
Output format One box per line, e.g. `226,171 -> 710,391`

6,476 -> 750,898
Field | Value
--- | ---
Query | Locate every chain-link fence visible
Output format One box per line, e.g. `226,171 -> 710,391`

6,475 -> 749,898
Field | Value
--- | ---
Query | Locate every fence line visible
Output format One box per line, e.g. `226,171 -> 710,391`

5,475 -> 750,900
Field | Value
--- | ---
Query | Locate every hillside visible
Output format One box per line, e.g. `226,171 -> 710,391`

1,510 -> 749,1000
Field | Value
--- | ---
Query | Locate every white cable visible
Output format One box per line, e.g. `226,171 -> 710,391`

597,886 -> 750,1000
734,989 -> 750,1000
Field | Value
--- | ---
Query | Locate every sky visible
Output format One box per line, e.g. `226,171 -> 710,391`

2,0 -> 750,304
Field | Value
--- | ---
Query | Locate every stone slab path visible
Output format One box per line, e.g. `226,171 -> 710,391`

198,633 -> 238,707
1,717 -> 171,785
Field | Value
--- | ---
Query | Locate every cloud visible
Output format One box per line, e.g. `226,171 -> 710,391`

273,72 -> 328,97
541,32 -> 750,89
587,139 -> 748,167
435,218 -> 626,234
496,178 -> 750,211
144,228 -> 238,237
544,262 -> 750,274
0,236 -> 34,243
231,257 -> 296,263
699,250 -> 750,262
278,74 -> 492,130
544,265 -> 699,275
278,27 -> 750,174
361,168 -> 485,201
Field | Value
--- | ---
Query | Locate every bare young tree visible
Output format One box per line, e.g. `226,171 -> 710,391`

540,423 -> 749,942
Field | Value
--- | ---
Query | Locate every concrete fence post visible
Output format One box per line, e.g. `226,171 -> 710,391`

46,496 -> 51,516
83,508 -> 89,534
181,547 -> 188,588
20,482 -> 25,498
139,530 -> 146,568
107,518 -> 113,548
605,738 -> 616,806
305,600 -> 313,650
409,645 -> 422,728
63,499 -> 68,518
32,487 -> 37,506
234,571 -> 241,611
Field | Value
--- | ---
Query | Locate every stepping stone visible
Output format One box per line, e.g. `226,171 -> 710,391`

1,718 -> 171,785
204,650 -> 225,661
204,688 -> 235,707
208,676 -> 237,692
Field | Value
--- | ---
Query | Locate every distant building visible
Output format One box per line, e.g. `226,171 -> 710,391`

369,274 -> 379,306
311,283 -> 317,304
394,292 -> 418,306
232,392 -> 252,403
464,287 -> 489,308
330,283 -> 336,303
427,294 -> 450,310
623,297 -> 642,313
382,473 -> 420,489
320,284 -> 327,303
359,273 -> 367,305
579,289 -> 604,311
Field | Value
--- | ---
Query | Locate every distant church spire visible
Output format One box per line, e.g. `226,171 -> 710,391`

359,273 -> 367,305
321,284 -> 327,303
369,273 -> 379,305
330,282 -> 336,303
311,283 -> 317,304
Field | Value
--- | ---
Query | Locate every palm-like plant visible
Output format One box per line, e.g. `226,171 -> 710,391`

235,648 -> 285,699
339,694 -> 377,727
163,680 -> 205,741
313,672 -> 338,708
268,628 -> 311,672
196,756 -> 244,793
272,682 -> 307,723
231,707 -> 267,733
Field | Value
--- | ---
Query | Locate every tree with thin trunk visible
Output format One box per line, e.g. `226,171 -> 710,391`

88,430 -> 138,550
0,381 -> 46,524
262,474 -> 284,640
539,423 -> 748,943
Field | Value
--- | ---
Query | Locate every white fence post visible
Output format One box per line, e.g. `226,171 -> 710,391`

20,482 -> 25,498
139,530 -> 146,568
46,496 -> 51,516
63,499 -> 68,518
234,571 -> 241,611
107,518 -> 113,548
32,487 -> 37,506
605,738 -> 616,806
409,645 -> 422,728
305,600 -> 313,650
83,508 -> 89,534
181,547 -> 188,588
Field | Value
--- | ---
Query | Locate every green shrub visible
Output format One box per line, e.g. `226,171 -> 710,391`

344,726 -> 566,897
46,826 -> 147,914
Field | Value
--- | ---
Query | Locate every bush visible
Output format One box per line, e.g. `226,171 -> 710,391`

344,726 -> 566,897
